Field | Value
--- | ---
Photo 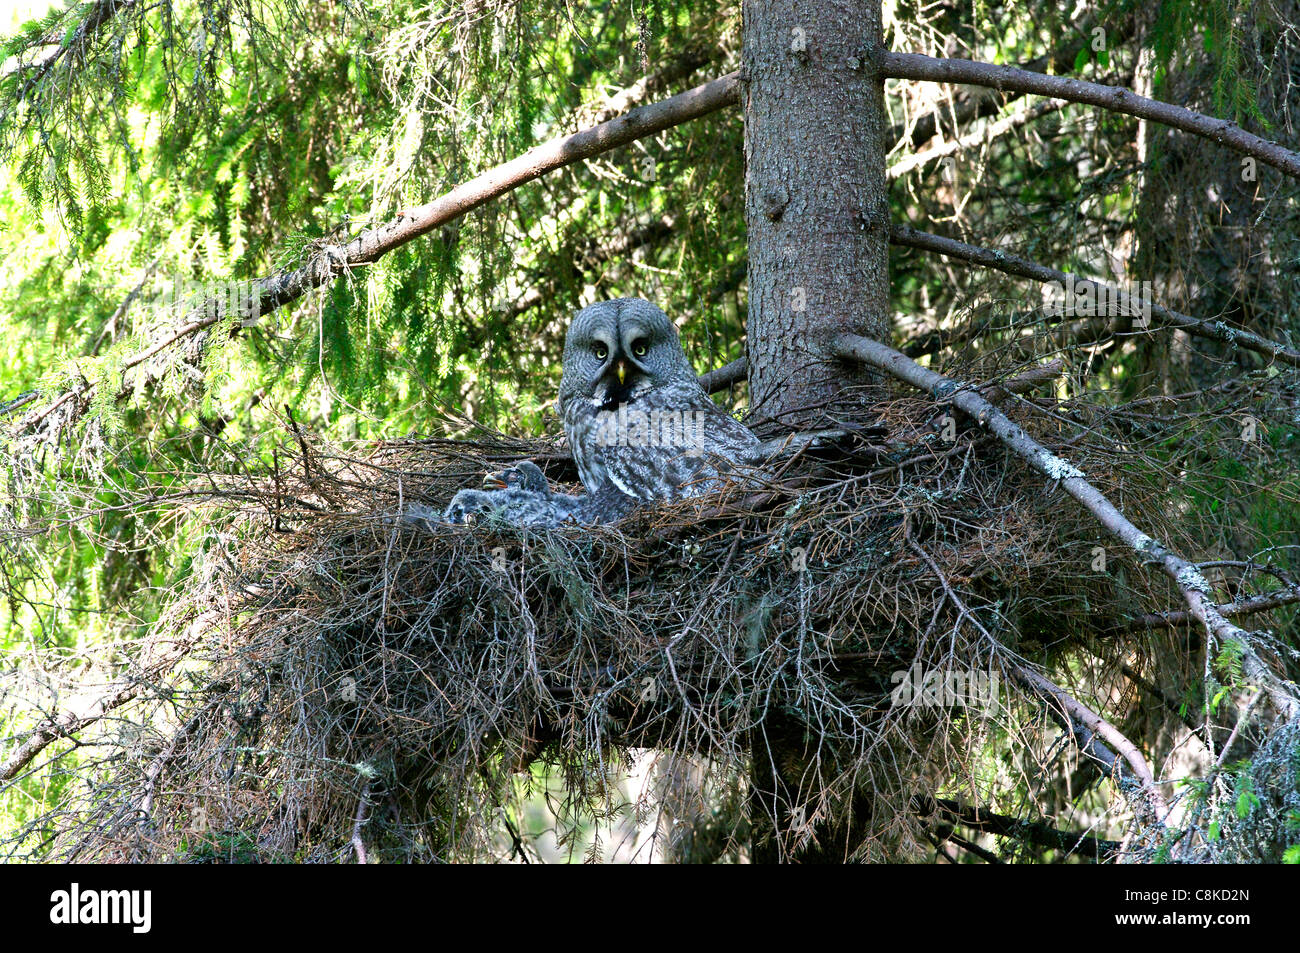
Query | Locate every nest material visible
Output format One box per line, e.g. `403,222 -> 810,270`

8,396 -> 1199,863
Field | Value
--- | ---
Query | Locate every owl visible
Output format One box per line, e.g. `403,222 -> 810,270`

441,461 -> 587,527
559,298 -> 762,505
440,298 -> 762,527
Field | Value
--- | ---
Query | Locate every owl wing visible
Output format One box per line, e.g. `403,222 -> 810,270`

583,383 -> 764,502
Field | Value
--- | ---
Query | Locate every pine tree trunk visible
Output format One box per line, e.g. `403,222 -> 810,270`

742,0 -> 891,427
741,0 -> 892,862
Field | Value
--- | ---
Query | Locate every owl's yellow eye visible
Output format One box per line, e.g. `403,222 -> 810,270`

593,343 -> 608,360
632,340 -> 648,358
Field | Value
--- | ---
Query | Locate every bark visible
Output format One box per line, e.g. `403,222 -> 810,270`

742,0 -> 890,427
740,0 -> 894,864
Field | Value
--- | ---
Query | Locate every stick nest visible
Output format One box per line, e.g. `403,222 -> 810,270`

8,395 -> 1202,863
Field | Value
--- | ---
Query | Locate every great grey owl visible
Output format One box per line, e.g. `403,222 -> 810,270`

559,297 -> 761,503
439,297 -> 762,526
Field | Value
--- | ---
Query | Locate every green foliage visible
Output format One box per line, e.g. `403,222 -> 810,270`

1,0 -> 1297,861
1147,0 -> 1265,125
0,0 -> 748,842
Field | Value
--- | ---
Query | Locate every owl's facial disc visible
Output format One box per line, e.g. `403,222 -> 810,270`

596,341 -> 649,411
565,302 -> 668,411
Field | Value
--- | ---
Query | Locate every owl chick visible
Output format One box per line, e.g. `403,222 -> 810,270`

481,460 -> 550,493
443,461 -> 586,527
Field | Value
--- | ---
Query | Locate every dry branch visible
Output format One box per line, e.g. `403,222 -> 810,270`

889,224 -> 1300,367
909,534 -> 1166,822
834,332 -> 1300,721
887,99 -> 1066,180
0,629 -> 197,783
881,52 -> 1300,180
1117,587 -> 1300,633
887,21 -> 1129,149
577,43 -> 722,127
1010,664 -> 1166,821
919,796 -> 1120,859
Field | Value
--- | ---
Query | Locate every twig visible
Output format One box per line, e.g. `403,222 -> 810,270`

1116,587 -> 1300,632
836,332 -> 1300,720
909,537 -> 1168,823
917,796 -> 1119,859
351,781 -> 371,864
882,51 -> 1300,179
889,224 -> 1300,367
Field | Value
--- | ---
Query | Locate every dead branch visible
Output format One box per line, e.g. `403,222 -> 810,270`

0,628 -> 196,783
888,20 -> 1130,149
1117,587 -> 1300,632
577,43 -> 722,127
980,360 -> 1065,401
909,535 -> 1167,824
888,99 -> 1066,180
1010,664 -> 1167,822
881,52 -> 1300,180
918,796 -> 1120,859
835,332 -> 1300,721
889,224 -> 1300,367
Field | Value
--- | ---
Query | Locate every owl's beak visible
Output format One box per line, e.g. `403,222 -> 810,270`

616,359 -> 627,385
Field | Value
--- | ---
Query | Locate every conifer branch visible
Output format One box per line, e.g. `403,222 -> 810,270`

834,332 -> 1300,721
882,51 -> 1300,179
10,70 -> 741,440
888,19 -> 1131,149
7,0 -> 134,105
890,225 -> 1300,368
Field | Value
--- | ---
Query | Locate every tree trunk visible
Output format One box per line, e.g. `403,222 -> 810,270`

741,0 -> 892,862
742,0 -> 890,427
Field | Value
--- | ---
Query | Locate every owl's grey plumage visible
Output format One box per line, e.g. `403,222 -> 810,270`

443,461 -> 586,527
559,298 -> 762,506
439,298 -> 762,528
